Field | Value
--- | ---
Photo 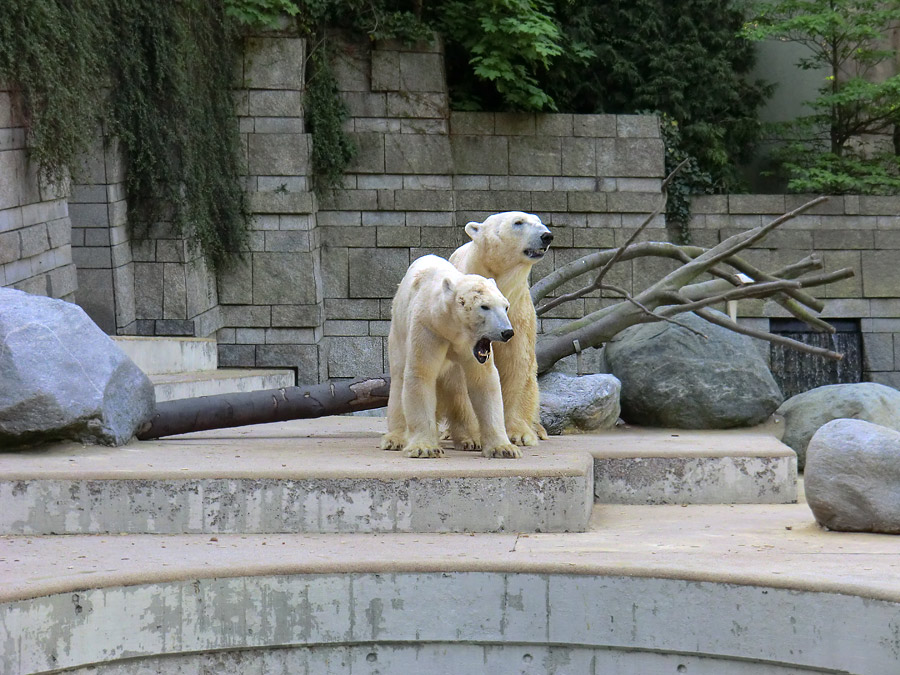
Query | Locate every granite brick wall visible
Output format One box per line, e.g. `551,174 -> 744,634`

68,129 -> 136,334
3,34 -> 900,390
689,194 -> 900,388
317,37 -> 666,378
0,87 -> 76,301
216,35 -> 325,384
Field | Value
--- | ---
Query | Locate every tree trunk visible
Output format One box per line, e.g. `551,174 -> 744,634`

137,375 -> 390,440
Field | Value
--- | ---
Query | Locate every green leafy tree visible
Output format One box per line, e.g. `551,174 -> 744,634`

744,0 -> 900,193
544,0 -> 769,190
433,0 -> 587,111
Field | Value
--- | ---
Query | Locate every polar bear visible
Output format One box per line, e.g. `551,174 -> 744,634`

380,255 -> 521,459
450,211 -> 553,446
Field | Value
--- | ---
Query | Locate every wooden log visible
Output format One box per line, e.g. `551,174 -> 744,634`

137,375 -> 390,440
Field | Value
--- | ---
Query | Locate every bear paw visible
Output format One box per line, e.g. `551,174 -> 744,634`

453,437 -> 482,452
507,425 -> 539,447
534,422 -> 549,441
380,433 -> 406,451
405,444 -> 444,459
483,443 -> 522,459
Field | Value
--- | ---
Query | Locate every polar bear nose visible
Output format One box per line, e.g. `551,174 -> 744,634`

500,328 -> 515,342
540,232 -> 554,246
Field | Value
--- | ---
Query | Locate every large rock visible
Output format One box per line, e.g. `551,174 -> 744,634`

539,372 -> 620,435
777,383 -> 900,471
603,311 -> 783,428
806,419 -> 900,533
0,288 -> 155,448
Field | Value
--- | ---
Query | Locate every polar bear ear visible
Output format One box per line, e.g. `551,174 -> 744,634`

442,276 -> 455,296
464,221 -> 481,240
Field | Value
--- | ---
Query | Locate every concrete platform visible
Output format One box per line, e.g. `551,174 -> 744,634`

588,424 -> 798,504
2,502 -> 898,675
0,418 -> 594,535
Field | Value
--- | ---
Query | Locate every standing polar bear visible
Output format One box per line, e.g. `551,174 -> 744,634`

380,255 -> 521,459
450,211 -> 553,446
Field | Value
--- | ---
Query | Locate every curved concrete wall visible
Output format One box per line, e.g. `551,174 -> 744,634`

3,572 -> 897,674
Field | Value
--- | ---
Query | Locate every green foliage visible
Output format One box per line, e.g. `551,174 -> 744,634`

744,0 -> 900,194
658,114 -> 714,245
0,0 -> 111,182
305,47 -> 357,192
433,0 -> 584,111
0,1 -> 248,269
544,0 -> 769,191
224,0 -> 299,29
107,1 -> 249,268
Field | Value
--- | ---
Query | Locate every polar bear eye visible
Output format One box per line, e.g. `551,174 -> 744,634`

513,219 -> 524,226
480,304 -> 490,311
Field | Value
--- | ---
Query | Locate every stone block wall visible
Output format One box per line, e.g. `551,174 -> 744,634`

68,129 -> 136,334
317,37 -> 665,378
216,36 -> 326,383
0,87 -> 76,301
690,194 -> 900,388
4,34 -> 900,390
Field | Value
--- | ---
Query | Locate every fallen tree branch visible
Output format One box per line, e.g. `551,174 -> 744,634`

694,308 -> 843,361
138,375 -> 390,440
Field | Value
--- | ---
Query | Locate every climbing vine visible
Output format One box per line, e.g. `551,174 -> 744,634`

0,0 -> 249,270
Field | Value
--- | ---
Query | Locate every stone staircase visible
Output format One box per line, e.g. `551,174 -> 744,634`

0,336 -> 799,538
112,335 -> 295,402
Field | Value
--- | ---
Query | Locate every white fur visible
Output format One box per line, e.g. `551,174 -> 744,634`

381,255 -> 520,459
450,211 -> 552,446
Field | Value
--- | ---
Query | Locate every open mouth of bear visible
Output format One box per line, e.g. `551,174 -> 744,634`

473,337 -> 492,364
523,247 -> 547,259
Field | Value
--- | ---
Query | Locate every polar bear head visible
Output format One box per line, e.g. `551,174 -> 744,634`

464,211 -> 553,267
444,274 -> 513,363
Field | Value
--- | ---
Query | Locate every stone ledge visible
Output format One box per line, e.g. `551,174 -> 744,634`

0,418 -> 593,535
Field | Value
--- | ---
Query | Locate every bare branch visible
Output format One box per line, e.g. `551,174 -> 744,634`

694,308 -> 843,361
653,196 -> 829,291
658,280 -> 804,316
536,159 -> 690,316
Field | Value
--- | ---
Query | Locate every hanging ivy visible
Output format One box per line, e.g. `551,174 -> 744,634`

0,0 -> 249,270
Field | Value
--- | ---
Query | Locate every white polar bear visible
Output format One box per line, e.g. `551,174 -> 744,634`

380,255 -> 521,459
450,211 -> 553,446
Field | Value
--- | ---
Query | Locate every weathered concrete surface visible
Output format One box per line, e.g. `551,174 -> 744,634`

586,423 -> 797,504
2,503 -> 899,675
56,644 -> 832,675
149,367 -> 295,402
0,417 -> 593,535
111,336 -> 218,375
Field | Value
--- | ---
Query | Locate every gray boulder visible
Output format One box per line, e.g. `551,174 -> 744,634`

0,288 -> 155,448
806,419 -> 900,533
777,383 -> 900,471
539,372 -> 621,435
603,311 -> 783,428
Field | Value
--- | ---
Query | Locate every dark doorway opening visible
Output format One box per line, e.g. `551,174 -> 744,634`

768,318 -> 863,400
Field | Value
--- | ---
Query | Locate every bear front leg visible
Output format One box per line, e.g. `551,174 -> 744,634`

497,351 -> 540,447
437,367 -> 481,451
380,367 -> 407,451
464,360 -> 521,459
401,341 -> 446,458
381,326 -> 408,451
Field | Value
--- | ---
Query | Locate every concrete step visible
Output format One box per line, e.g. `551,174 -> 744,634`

585,423 -> 798,505
150,368 -> 296,402
111,336 -> 218,375
0,418 -> 594,536
4,502 -> 899,675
